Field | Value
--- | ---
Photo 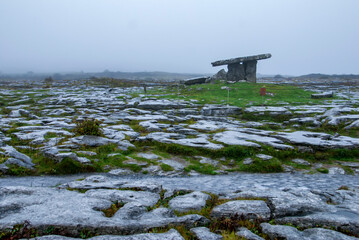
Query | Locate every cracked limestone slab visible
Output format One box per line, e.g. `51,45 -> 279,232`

190,227 -> 223,240
61,175 -> 128,190
31,229 -> 185,239
274,131 -> 359,149
84,189 -> 160,207
0,186 -> 208,236
169,191 -> 211,213
211,200 -> 271,221
261,223 -> 357,240
146,132 -> 223,150
213,130 -> 293,149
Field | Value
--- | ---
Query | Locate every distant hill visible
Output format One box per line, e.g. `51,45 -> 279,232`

297,73 -> 359,79
0,71 -> 207,82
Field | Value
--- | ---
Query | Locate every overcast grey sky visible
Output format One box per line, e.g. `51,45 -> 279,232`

0,0 -> 358,75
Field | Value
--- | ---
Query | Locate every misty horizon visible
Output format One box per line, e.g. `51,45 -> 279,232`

1,0 -> 358,75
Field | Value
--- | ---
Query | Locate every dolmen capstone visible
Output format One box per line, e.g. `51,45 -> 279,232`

211,53 -> 272,83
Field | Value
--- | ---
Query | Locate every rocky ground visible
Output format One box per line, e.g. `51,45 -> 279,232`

0,78 -> 359,239
1,174 -> 359,239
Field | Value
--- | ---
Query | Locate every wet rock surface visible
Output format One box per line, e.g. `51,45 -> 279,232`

0,79 -> 359,238
169,191 -> 211,213
261,222 -> 357,240
1,173 -> 358,239
211,200 -> 271,221
0,82 -> 358,177
236,227 -> 264,240
31,229 -> 185,240
190,227 -> 223,240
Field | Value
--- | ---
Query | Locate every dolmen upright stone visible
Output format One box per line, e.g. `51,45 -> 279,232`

211,53 -> 271,83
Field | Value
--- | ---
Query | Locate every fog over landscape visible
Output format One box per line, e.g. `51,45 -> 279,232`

0,0 -> 358,75
3,1 -> 359,240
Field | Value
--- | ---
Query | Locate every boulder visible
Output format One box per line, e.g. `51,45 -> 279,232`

183,77 -> 208,85
311,92 -> 333,99
328,167 -> 345,175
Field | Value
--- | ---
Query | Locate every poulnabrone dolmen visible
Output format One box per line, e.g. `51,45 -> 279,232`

212,53 -> 272,83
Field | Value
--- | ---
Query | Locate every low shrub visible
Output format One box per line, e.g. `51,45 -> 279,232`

74,119 -> 103,136
316,167 -> 329,174
54,157 -> 97,174
160,163 -> 174,171
239,158 -> 283,173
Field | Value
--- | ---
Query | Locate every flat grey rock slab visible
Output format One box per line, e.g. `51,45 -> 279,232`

256,154 -> 273,161
76,151 -> 97,156
136,153 -> 160,160
345,120 -> 359,129
173,135 -> 223,150
108,168 -> 134,175
274,131 -> 359,149
2,157 -> 34,169
85,189 -> 160,207
213,130 -> 293,150
267,190 -> 329,218
244,106 -> 291,115
211,200 -> 271,221
200,105 -> 241,117
158,159 -> 187,170
261,223 -> 357,240
288,117 -> 321,126
188,120 -> 238,132
102,128 -> 126,140
190,227 -> 223,240
1,145 -> 34,167
124,114 -> 169,121
236,227 -> 264,240
138,99 -> 187,110
169,191 -> 211,213
31,229 -> 185,239
3,173 -> 359,195
243,158 -> 254,165
146,132 -> 223,150
0,186 -> 208,236
276,211 -> 359,236
121,180 -> 162,193
340,162 -> 359,168
62,175 -> 128,189
291,158 -> 311,166
70,135 -> 122,147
